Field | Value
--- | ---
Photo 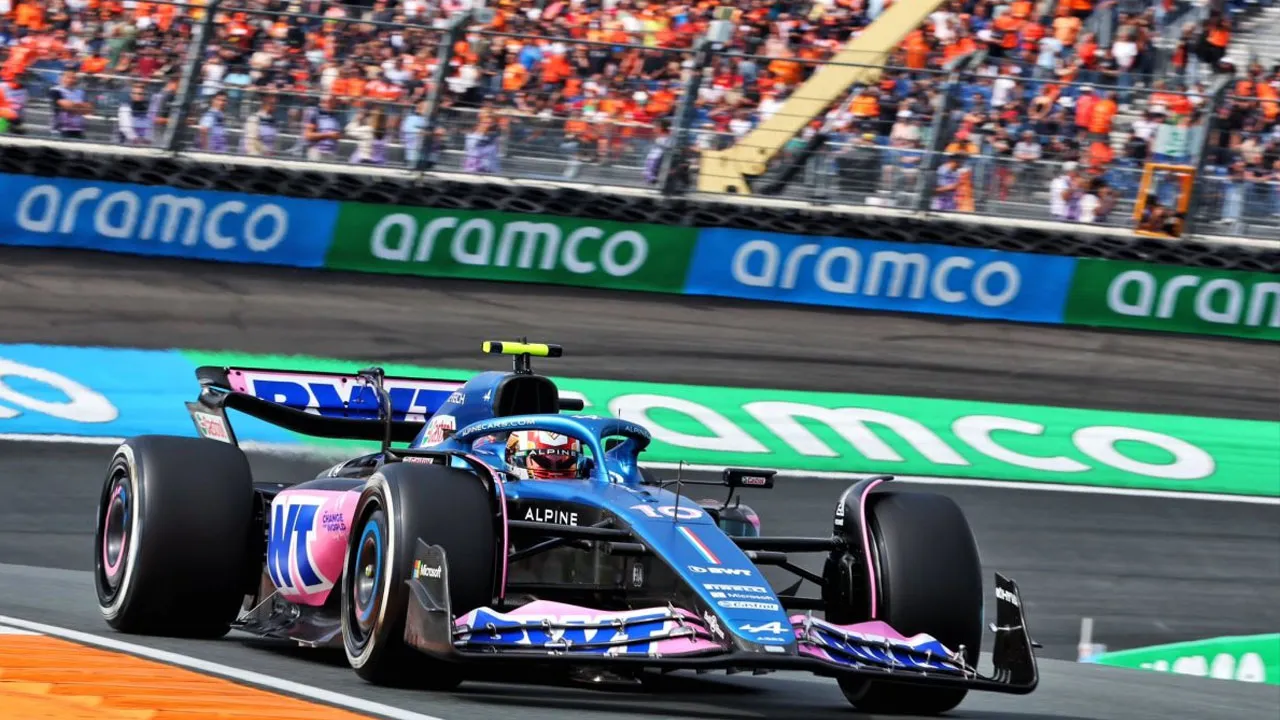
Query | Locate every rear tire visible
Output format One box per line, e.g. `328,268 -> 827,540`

838,491 -> 984,715
341,462 -> 497,688
94,436 -> 255,638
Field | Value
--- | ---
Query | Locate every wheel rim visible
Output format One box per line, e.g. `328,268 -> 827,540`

348,511 -> 385,645
101,471 -> 131,593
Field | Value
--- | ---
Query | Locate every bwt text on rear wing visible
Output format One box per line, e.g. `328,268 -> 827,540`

185,366 -> 464,445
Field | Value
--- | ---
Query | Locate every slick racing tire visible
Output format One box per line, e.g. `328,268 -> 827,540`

342,463 -> 497,689
837,491 -> 984,716
94,435 -> 255,638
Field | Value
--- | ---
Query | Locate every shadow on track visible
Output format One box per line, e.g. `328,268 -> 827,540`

238,635 -> 1098,720
454,680 -> 1097,720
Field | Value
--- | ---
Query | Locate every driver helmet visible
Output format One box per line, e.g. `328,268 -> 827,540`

506,430 -> 583,480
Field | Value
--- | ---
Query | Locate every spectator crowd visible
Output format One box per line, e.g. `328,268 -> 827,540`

0,0 -> 1277,233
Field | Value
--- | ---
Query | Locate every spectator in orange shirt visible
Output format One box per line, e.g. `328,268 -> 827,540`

13,0 -> 45,32
1069,0 -> 1095,21
503,60 -> 528,93
992,11 -> 1023,56
2,43 -> 35,85
1053,6 -> 1083,46
767,49 -> 803,87
1089,90 -> 1117,141
1086,137 -> 1114,173
902,30 -> 930,71
945,129 -> 979,156
1200,14 -> 1231,72
1074,85 -> 1097,132
849,87 -> 880,127
80,51 -> 108,77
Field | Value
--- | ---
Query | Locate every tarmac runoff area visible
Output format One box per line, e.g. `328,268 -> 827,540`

0,246 -> 1277,720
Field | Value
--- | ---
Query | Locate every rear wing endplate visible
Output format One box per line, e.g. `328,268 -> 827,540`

186,366 -> 464,445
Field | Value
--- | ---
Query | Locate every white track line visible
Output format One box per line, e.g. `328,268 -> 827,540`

0,614 -> 450,720
3,433 -> 1276,506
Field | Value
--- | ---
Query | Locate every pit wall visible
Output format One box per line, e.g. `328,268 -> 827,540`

1,172 -> 1275,342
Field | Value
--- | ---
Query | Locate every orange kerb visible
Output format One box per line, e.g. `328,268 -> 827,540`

0,631 -> 376,719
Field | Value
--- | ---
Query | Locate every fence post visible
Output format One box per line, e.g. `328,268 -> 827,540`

416,11 -> 468,170
915,75 -> 961,213
1181,75 -> 1232,238
162,0 -> 221,152
1091,0 -> 1118,49
914,52 -> 984,213
658,38 -> 714,195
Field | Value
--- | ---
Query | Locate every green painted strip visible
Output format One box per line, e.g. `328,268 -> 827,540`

1091,634 -> 1280,685
181,350 -> 1280,497
1065,259 -> 1280,341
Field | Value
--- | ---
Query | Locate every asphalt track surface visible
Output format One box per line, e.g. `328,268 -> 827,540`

0,247 -> 1277,419
0,246 -> 1278,720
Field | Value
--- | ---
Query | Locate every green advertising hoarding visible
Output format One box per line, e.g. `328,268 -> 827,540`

1065,259 -> 1280,341
1092,634 -> 1280,685
325,203 -> 697,293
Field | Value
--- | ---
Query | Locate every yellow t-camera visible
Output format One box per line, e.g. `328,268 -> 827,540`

482,341 -> 564,358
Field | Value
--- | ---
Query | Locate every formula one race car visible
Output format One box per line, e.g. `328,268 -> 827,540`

94,341 -> 1039,714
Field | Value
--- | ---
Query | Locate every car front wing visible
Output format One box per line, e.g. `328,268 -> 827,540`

402,541 -> 1038,694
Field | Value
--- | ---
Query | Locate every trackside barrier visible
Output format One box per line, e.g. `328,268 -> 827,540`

0,174 -> 336,267
4,138 -> 1277,274
0,171 -> 1276,342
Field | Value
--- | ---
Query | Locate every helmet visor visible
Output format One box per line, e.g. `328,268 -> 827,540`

527,449 -> 579,476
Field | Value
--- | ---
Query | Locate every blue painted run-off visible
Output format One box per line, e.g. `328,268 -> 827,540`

0,344 -> 295,443
684,229 -> 1076,323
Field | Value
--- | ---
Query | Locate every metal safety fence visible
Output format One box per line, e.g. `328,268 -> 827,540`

4,0 -> 1277,240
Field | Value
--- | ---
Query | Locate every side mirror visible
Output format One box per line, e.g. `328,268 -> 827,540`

723,468 -> 776,489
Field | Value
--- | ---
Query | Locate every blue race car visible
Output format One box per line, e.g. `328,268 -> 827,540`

93,341 -> 1038,715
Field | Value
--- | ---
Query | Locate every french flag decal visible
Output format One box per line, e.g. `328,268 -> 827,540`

678,526 -> 720,565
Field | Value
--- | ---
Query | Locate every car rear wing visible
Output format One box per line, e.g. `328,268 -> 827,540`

186,365 -> 464,446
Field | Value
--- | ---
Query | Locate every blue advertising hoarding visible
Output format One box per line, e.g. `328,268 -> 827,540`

684,229 -> 1076,323
0,173 -> 338,268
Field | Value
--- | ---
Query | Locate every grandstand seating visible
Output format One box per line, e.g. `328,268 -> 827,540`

1,0 -> 1277,236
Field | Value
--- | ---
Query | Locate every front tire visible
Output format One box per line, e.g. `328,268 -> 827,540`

94,436 -> 254,637
341,462 -> 498,688
838,491 -> 984,715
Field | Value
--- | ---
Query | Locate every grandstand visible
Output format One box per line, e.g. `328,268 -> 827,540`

1,0 -> 1278,238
